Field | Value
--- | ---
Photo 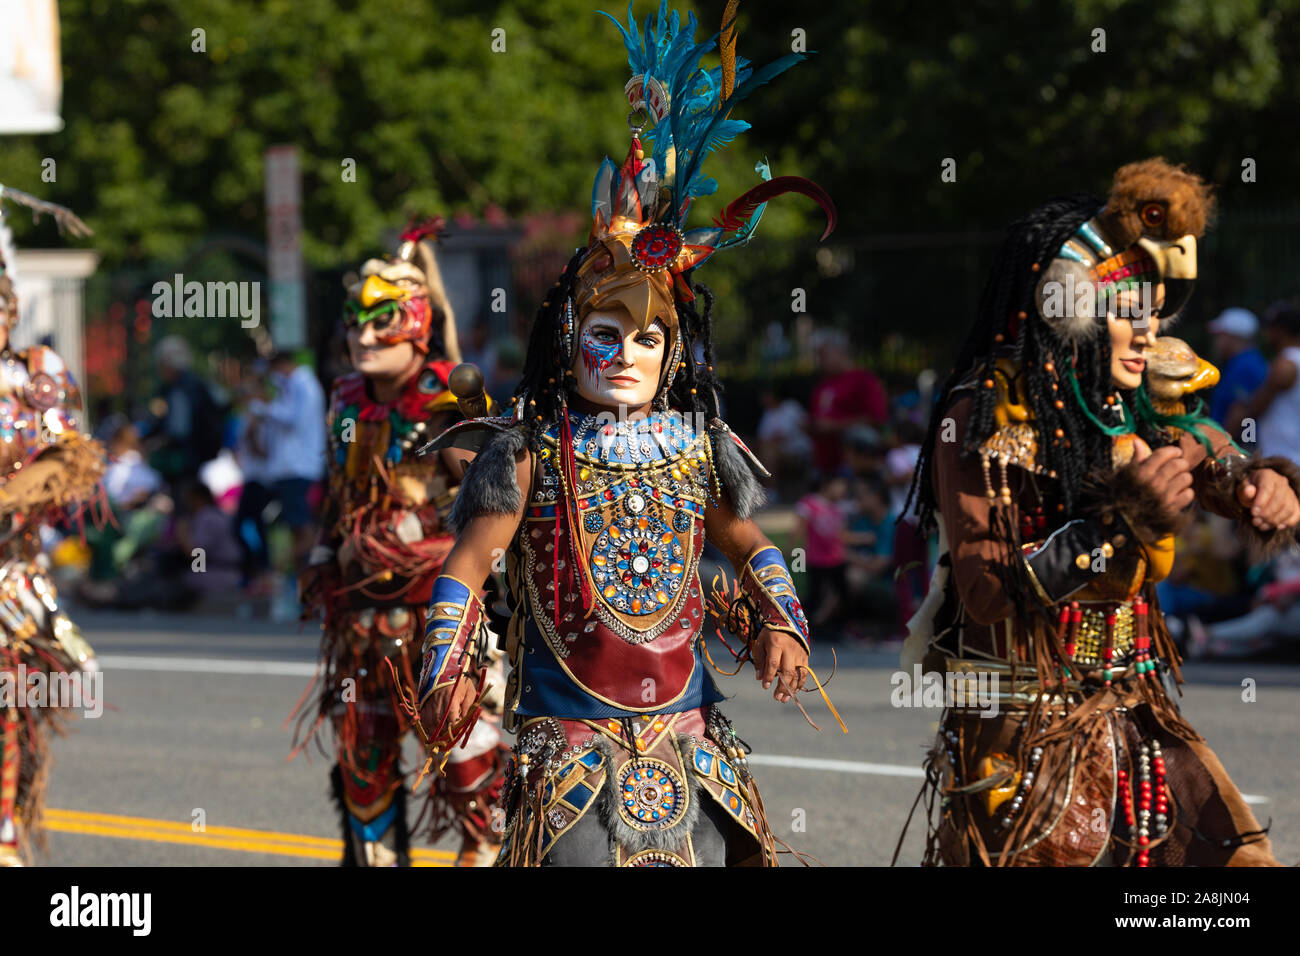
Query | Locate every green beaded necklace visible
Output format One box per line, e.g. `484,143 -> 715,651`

1065,368 -> 1135,436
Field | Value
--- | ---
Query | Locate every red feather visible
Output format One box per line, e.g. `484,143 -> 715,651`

401,215 -> 447,245
712,176 -> 837,241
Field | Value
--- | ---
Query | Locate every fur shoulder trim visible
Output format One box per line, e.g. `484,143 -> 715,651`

708,419 -> 767,520
446,425 -> 529,535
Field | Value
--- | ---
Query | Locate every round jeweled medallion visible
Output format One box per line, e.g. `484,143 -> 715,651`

631,223 -> 684,273
589,510 -> 685,615
619,760 -> 685,829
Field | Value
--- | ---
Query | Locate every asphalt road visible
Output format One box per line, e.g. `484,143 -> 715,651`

34,609 -> 1300,867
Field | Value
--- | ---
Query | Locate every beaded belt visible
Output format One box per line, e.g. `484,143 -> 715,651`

1068,601 -> 1135,667
1059,594 -> 1159,684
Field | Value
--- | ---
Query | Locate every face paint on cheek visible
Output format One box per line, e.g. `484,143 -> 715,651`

579,327 -> 622,386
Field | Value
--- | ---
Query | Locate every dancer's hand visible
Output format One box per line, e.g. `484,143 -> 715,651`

1237,468 -> 1300,531
752,629 -> 809,703
419,669 -> 481,744
1130,444 -> 1195,522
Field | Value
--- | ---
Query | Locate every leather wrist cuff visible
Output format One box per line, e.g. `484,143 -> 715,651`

1021,517 -> 1143,605
741,546 -> 810,651
418,576 -> 486,707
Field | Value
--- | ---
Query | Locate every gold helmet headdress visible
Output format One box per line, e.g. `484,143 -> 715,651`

557,1 -> 837,397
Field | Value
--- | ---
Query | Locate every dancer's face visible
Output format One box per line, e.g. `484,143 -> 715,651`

1108,283 -> 1165,390
348,318 -> 419,381
571,307 -> 667,411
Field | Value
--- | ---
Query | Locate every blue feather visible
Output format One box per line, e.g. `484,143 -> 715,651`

596,4 -> 813,237
674,52 -> 806,210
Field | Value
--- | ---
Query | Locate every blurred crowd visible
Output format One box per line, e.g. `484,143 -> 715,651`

754,329 -> 928,647
66,336 -> 326,619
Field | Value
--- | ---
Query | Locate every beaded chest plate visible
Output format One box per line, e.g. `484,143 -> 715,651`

504,411 -> 720,716
524,411 -> 711,646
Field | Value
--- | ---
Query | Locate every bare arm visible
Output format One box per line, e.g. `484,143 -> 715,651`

704,493 -> 773,569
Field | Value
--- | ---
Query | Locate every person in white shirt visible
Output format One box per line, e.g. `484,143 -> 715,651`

247,350 -> 327,593
1235,306 -> 1300,465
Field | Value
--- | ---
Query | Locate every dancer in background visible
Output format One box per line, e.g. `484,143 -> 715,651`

293,220 -> 507,866
901,159 -> 1299,866
0,186 -> 103,866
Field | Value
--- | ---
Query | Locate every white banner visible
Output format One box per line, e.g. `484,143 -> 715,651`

0,0 -> 63,134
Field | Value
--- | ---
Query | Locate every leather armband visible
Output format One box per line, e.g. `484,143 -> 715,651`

1021,517 -> 1143,605
740,546 -> 810,651
417,575 -> 487,707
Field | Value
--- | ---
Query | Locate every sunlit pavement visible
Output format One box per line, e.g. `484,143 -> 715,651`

36,610 -> 1300,867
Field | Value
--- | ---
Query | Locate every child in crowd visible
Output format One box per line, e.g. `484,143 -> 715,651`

844,474 -> 900,639
795,471 -> 851,640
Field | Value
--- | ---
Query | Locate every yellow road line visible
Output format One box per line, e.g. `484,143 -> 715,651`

45,809 -> 455,865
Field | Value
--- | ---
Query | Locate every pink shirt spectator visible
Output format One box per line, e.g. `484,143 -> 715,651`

810,368 -> 887,473
796,493 -> 847,568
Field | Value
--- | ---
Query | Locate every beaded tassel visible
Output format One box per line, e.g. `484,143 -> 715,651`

1118,762 -> 1134,858
1132,594 -> 1153,678
1102,610 -> 1116,686
998,459 -> 1012,507
1064,601 -> 1081,662
1130,739 -> 1169,867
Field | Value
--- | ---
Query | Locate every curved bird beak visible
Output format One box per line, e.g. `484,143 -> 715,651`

359,275 -> 408,308
1138,234 -> 1197,319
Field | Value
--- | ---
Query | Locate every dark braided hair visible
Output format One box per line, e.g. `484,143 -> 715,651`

665,277 -> 725,422
905,193 -> 1142,536
511,251 -> 726,448
513,248 -> 586,451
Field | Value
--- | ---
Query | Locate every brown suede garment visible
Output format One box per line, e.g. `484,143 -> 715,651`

928,395 -> 1282,866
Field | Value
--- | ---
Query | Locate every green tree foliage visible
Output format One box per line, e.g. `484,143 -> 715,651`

2,0 -> 716,263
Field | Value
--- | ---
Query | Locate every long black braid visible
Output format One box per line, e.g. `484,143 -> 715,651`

666,277 -> 725,422
513,248 -> 587,452
904,193 -> 1137,537
511,251 -> 726,449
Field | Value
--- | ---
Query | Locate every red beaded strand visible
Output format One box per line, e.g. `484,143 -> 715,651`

1133,594 -> 1154,678
1065,601 -> 1081,662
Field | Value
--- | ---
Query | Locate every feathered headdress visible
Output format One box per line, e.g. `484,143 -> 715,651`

572,0 -> 836,373
346,214 -> 460,361
1034,158 -> 1212,342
